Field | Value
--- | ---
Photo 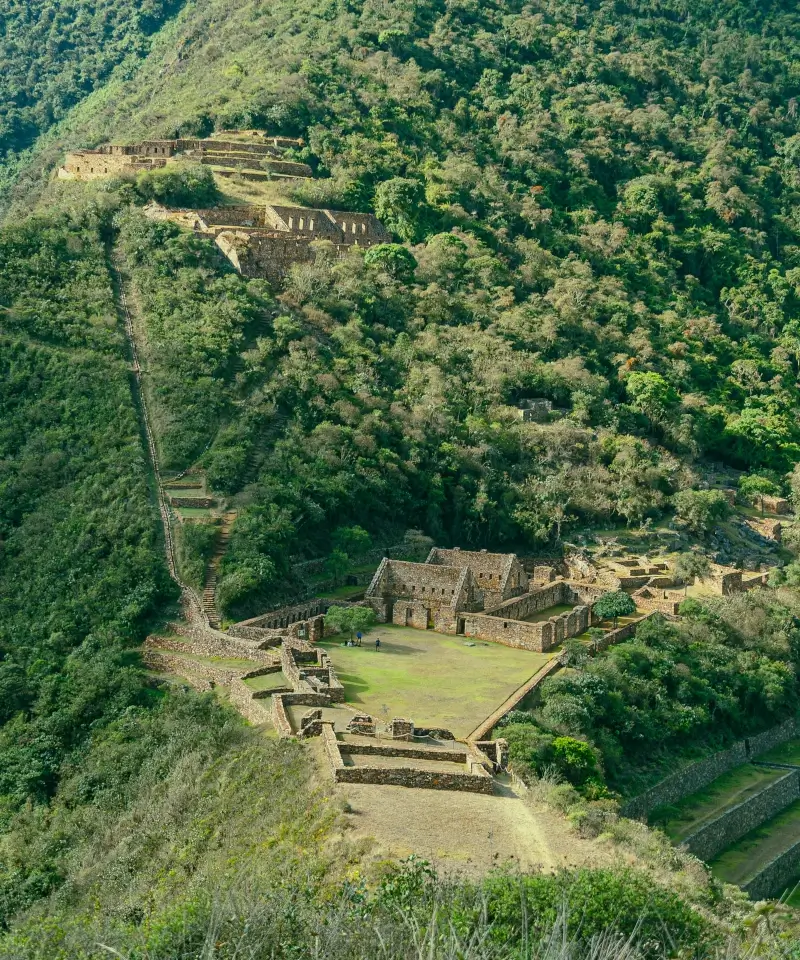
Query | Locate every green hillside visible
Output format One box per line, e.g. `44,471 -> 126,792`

4,0 -> 800,955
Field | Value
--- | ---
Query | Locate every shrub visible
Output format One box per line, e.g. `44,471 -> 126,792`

673,489 -> 730,534
135,162 -> 219,207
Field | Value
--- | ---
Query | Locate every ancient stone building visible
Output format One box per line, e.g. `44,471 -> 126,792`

426,547 -> 528,609
143,200 -> 391,283
364,549 -> 597,652
59,133 -> 311,183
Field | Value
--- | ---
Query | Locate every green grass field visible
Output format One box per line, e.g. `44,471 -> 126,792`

757,738 -> 800,767
653,764 -> 786,842
711,798 -> 800,886
318,624 -> 553,738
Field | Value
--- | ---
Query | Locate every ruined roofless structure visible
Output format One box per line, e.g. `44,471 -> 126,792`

58,133 -> 312,183
144,201 -> 391,283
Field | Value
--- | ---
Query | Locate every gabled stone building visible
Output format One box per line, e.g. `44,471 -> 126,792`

364,548 -> 595,653
426,548 -> 528,609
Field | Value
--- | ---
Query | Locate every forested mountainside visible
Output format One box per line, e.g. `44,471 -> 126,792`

4,0 -> 800,955
0,0 -> 189,200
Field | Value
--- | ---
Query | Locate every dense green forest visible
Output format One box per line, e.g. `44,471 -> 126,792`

4,0 -> 800,954
10,0 -> 799,617
501,590 -> 800,795
0,0 -> 189,203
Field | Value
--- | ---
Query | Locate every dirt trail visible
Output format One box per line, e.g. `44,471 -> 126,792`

336,779 -> 610,878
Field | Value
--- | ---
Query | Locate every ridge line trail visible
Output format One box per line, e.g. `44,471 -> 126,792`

108,243 -> 208,628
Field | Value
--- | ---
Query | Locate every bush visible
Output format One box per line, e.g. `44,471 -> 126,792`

134,162 -> 219,207
176,522 -> 219,589
673,489 -> 731,534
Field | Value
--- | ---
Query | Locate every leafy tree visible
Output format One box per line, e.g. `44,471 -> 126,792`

673,490 -> 731,535
324,549 -> 351,587
324,605 -> 376,639
551,737 -> 601,788
332,525 -> 371,557
739,474 -> 782,514
673,553 -> 711,596
592,591 -> 636,628
624,372 -> 679,431
373,178 -> 427,242
562,638 -> 589,670
363,243 -> 418,281
135,163 -> 219,207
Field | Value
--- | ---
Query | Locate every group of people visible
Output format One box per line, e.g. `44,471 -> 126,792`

344,631 -> 382,650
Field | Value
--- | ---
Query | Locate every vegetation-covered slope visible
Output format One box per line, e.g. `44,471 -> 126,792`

13,0 -> 798,617
4,0 -> 800,953
0,0 -> 188,202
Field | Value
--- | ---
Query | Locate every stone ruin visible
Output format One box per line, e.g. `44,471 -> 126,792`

363,547 -> 598,653
516,398 -> 552,423
346,713 -> 377,736
145,200 -> 390,283
59,133 -> 311,184
59,131 -> 392,286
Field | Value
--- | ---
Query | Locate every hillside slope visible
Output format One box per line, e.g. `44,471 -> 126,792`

11,0 -> 800,612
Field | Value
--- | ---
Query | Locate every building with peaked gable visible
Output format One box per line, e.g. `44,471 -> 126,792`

364,548 -> 598,653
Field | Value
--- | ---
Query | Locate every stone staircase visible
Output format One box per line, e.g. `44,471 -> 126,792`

201,511 -> 237,628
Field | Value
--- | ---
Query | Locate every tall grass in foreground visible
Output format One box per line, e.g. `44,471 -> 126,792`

8,866 -> 797,960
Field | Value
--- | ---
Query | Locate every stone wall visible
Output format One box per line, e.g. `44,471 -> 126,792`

216,232 -> 363,283
460,603 -> 589,653
747,719 -> 797,756
483,581 -> 567,619
168,495 -> 214,508
623,719 -> 799,821
338,743 -> 467,763
743,839 -> 800,901
145,631 -> 275,665
234,598 -> 331,631
321,725 -> 493,793
622,743 -> 750,821
334,764 -> 494,793
683,771 -> 800,862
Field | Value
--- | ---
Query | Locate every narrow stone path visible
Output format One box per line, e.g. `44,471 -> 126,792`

109,247 -> 207,625
202,510 -> 237,627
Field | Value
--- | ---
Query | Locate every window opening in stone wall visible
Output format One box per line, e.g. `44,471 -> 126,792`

309,219 -> 314,230
299,218 -> 304,230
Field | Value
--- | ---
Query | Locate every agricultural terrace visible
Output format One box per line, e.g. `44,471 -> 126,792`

318,624 -> 554,738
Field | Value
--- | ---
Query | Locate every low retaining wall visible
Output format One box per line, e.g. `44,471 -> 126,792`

338,743 -> 467,763
623,718 -> 799,821
320,725 -> 493,793
227,625 -> 286,643
747,719 -> 797,757
149,630 -> 276,665
335,764 -> 494,793
743,840 -> 800,901
623,744 -> 749,822
683,771 -> 800,862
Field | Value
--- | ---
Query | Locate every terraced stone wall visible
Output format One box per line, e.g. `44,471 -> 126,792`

623,719 -> 799,821
744,839 -> 800,901
623,743 -> 749,821
683,771 -> 800,862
